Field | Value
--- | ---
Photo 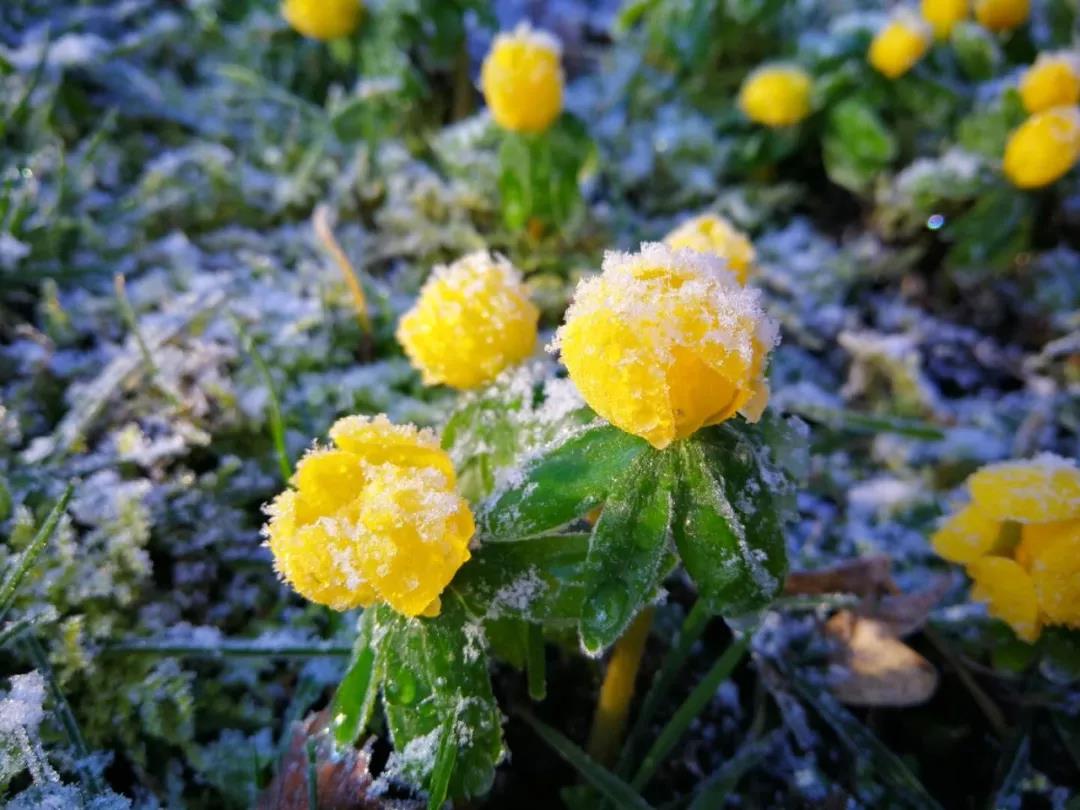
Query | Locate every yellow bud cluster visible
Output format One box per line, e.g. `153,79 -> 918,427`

264,415 -> 473,618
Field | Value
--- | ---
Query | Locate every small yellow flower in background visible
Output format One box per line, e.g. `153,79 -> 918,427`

921,0 -> 968,38
397,251 -> 539,390
663,213 -> 756,285
1003,106 -> 1080,189
551,242 -> 779,450
282,0 -> 362,41
737,65 -> 813,128
264,415 -> 473,618
868,11 -> 932,79
973,0 -> 1029,31
1019,52 -> 1080,114
480,23 -> 564,134
931,454 -> 1080,641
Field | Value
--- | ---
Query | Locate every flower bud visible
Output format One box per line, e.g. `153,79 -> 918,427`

397,252 -> 539,390
282,0 -> 362,41
737,65 -> 813,128
264,415 -> 473,617
664,213 -> 756,285
481,24 -> 564,134
551,243 -> 779,450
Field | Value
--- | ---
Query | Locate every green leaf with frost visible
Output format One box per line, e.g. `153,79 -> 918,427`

674,427 -> 787,617
477,423 -> 650,541
329,609 -> 382,749
579,448 -> 677,654
452,533 -> 589,627
377,598 -> 504,800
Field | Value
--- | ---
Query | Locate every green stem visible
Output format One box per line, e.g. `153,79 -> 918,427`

526,622 -> 547,701
630,633 -> 750,792
104,640 -> 350,658
616,600 -> 710,777
229,313 -> 292,483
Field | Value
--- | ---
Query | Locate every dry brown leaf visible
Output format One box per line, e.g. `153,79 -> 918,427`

784,556 -> 897,598
258,709 -> 421,810
825,610 -> 938,708
867,574 -> 951,637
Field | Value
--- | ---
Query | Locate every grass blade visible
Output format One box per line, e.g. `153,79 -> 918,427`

230,313 -> 292,483
631,634 -> 749,791
688,731 -> 777,810
22,633 -> 103,792
789,673 -> 942,809
0,485 -> 73,624
518,711 -> 655,810
617,600 -> 710,776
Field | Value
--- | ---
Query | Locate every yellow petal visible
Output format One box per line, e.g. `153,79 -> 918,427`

282,0 -> 362,40
329,414 -> 455,482
737,65 -> 813,128
974,0 -> 1029,31
1015,519 -> 1080,569
968,556 -> 1041,642
968,453 -> 1080,523
868,15 -> 932,79
480,24 -> 564,134
931,504 -> 1001,564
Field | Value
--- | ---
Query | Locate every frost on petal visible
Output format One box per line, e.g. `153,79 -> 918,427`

967,453 -> 1080,524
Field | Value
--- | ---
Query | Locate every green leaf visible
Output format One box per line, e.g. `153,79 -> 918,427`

477,423 -> 650,541
950,21 -> 1003,80
945,184 -> 1033,277
329,610 -> 381,749
378,598 -> 504,800
518,712 -> 655,810
579,449 -> 677,654
674,429 -> 787,616
452,533 -> 590,627
1041,627 -> 1080,683
0,485 -> 73,624
955,90 -> 1026,159
822,97 -> 897,193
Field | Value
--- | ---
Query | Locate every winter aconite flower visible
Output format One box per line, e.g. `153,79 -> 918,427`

737,65 -> 813,128
921,0 -> 968,38
973,0 -> 1029,31
551,242 -> 779,450
664,213 -> 756,286
282,0 -> 362,40
480,23 -> 564,134
1003,106 -> 1080,189
868,12 -> 932,79
931,454 -> 1080,641
397,251 -> 539,390
264,415 -> 473,618
1019,52 -> 1080,114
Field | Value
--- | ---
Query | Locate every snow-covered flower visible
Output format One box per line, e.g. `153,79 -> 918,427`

397,251 -> 539,390
868,11 -> 932,79
664,213 -> 756,286
973,0 -> 1029,31
264,415 -> 473,617
921,0 -> 968,39
1019,52 -> 1080,114
281,0 -> 362,41
551,243 -> 778,450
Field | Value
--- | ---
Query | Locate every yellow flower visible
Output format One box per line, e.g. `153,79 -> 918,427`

868,12 -> 932,79
921,0 -> 968,38
967,453 -> 1080,523
551,242 -> 779,450
968,556 -> 1041,642
1019,52 -> 1080,114
664,213 -> 756,285
282,0 -> 362,40
264,415 -> 473,617
1030,531 -> 1080,628
931,503 -> 1002,563
973,0 -> 1029,31
737,65 -> 813,128
1003,106 -> 1080,189
397,251 -> 540,390
480,23 -> 564,134
1016,519 -> 1080,568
